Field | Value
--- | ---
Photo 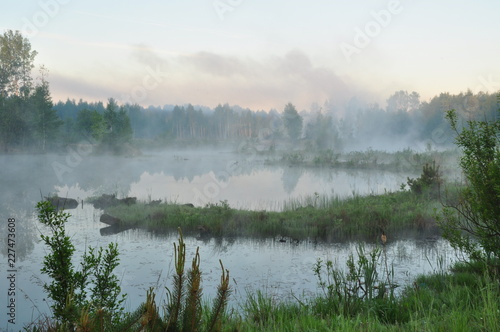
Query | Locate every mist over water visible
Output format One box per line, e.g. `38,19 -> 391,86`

0,150 -> 448,330
0,150 -> 419,211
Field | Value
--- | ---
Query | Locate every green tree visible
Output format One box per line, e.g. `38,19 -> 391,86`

31,68 -> 63,151
305,112 -> 340,150
283,102 -> 303,141
0,30 -> 39,151
0,95 -> 25,151
76,108 -> 106,140
213,103 -> 233,139
386,90 -> 420,113
0,30 -> 37,97
101,98 -> 133,153
439,108 -> 500,263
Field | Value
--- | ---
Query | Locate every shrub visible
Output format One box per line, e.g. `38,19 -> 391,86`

438,108 -> 500,265
406,161 -> 442,196
36,200 -> 125,329
312,244 -> 397,317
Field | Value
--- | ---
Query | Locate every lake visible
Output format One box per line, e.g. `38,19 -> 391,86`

0,151 -> 458,330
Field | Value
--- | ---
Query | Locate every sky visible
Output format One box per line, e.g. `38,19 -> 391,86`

2,0 -> 500,111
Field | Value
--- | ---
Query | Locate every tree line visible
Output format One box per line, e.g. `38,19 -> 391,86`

1,30 -> 498,154
52,90 -> 500,153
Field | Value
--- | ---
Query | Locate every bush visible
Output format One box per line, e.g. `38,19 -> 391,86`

312,244 -> 397,317
439,108 -> 500,265
36,200 -> 125,329
406,161 -> 442,197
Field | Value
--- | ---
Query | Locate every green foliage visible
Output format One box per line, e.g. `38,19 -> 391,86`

36,200 -> 125,328
237,262 -> 499,331
206,261 -> 231,332
86,243 -> 126,321
313,245 -> 396,317
102,190 -> 437,241
137,228 -> 231,332
37,201 -> 77,322
313,149 -> 339,166
100,98 -> 133,153
305,113 -> 342,150
31,69 -> 63,151
439,108 -> 500,263
0,30 -> 37,96
170,229 -> 230,332
283,102 -> 303,141
406,161 -> 442,196
281,151 -> 305,165
0,31 -> 66,152
76,108 -> 106,140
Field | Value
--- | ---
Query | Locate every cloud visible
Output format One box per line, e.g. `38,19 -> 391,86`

49,71 -> 122,103
168,49 -> 357,110
182,51 -> 253,78
49,48 -> 363,112
130,44 -> 170,69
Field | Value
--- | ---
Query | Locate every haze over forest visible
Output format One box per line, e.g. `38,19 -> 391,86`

1,1 -> 500,154
0,27 -> 499,155
2,1 -> 500,109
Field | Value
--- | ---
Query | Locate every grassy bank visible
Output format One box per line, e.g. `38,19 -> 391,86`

97,189 -> 443,241
264,148 -> 459,173
227,262 -> 499,331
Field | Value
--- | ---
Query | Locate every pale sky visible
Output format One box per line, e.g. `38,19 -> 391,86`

2,0 -> 499,111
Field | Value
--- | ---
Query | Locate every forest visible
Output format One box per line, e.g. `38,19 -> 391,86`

1,30 -> 498,155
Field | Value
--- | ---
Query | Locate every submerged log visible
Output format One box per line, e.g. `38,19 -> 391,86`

100,213 -> 121,226
45,196 -> 79,209
100,224 -> 132,236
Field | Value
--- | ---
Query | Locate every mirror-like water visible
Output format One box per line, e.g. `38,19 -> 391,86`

1,152 -> 454,330
2,204 -> 459,330
0,151 -> 418,211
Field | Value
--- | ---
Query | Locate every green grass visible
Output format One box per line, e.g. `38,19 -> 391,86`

30,250 -> 500,331
265,148 -> 460,173
224,262 -> 500,332
99,189 -> 441,240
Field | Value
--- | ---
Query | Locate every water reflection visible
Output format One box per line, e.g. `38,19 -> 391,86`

0,202 -> 458,330
282,166 -> 303,193
0,152 -> 428,330
0,152 -> 419,262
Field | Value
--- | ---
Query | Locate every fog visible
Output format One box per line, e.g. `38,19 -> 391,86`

3,65 -> 495,329
0,148 -> 447,330
2,87 -> 492,330
2,1 -> 500,328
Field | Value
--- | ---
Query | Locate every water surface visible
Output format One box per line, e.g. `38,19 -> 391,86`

0,152 -> 453,330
